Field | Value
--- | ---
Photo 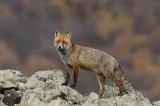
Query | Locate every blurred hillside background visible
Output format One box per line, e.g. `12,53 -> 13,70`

0,0 -> 160,101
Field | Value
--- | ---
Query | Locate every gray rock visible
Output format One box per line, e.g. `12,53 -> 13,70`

2,88 -> 22,106
0,102 -> 6,106
20,86 -> 83,106
48,98 -> 70,106
0,70 -> 26,106
0,70 -> 27,88
59,86 -> 84,104
14,104 -> 20,106
82,91 -> 153,106
17,82 -> 33,91
0,69 -> 159,106
19,87 -> 62,105
103,85 -> 119,98
26,70 -> 66,90
0,94 -> 5,100
153,100 -> 160,106
83,92 -> 99,103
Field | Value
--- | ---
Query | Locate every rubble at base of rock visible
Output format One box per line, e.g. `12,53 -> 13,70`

0,69 -> 159,106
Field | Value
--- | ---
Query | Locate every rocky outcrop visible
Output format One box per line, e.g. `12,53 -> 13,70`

153,101 -> 160,106
0,70 -> 26,106
0,69 -> 159,106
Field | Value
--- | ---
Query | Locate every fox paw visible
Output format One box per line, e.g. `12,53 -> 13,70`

62,78 -> 70,86
61,81 -> 69,86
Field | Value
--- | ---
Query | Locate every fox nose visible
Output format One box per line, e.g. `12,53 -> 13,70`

58,46 -> 63,49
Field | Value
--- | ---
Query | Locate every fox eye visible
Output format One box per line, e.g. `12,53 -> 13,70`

56,41 -> 60,43
63,41 -> 67,44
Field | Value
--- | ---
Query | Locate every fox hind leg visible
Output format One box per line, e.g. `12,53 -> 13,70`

109,73 -> 125,96
114,66 -> 127,96
116,79 -> 124,96
97,73 -> 106,98
104,70 -> 125,96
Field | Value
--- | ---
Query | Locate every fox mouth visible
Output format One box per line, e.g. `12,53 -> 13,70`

58,48 -> 64,51
58,48 -> 66,54
58,47 -> 66,52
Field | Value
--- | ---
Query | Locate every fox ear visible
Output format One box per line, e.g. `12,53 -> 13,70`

55,30 -> 60,38
66,31 -> 72,39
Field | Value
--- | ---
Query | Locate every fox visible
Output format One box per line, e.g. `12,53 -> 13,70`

54,30 -> 135,98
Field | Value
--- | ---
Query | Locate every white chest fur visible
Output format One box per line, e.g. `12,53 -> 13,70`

58,52 -> 71,65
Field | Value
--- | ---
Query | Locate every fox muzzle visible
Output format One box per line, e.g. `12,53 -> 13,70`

57,45 -> 68,51
58,46 -> 63,49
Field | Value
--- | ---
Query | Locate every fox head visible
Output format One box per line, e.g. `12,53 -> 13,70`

54,30 -> 72,51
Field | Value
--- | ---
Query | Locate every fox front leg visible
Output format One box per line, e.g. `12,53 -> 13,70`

70,66 -> 80,89
62,65 -> 73,86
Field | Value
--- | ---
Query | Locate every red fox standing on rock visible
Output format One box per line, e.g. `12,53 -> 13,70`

54,30 -> 135,98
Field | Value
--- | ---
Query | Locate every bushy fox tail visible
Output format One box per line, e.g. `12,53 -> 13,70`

114,65 -> 135,94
